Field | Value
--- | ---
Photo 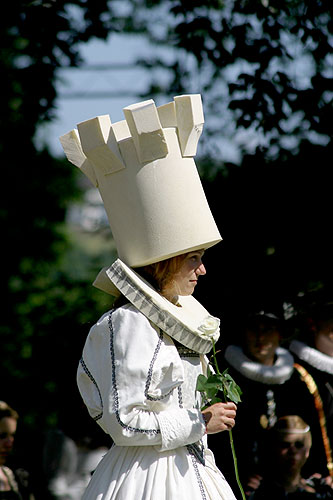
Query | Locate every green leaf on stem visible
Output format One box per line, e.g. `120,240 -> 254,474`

220,369 -> 243,404
196,374 -> 219,399
196,339 -> 245,499
197,353 -> 242,405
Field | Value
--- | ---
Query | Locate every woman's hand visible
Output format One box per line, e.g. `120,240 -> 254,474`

202,402 -> 237,434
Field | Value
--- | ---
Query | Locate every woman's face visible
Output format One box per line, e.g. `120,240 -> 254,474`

244,321 -> 280,365
0,417 -> 17,465
161,251 -> 206,302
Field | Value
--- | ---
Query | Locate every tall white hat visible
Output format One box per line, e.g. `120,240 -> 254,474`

60,94 -> 221,268
60,95 -> 222,353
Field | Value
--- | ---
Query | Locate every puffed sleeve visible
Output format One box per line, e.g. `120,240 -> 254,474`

77,304 -> 206,451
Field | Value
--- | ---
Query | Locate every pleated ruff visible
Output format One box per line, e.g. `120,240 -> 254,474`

82,444 -> 236,500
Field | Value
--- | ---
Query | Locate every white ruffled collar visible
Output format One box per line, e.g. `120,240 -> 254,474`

92,259 -> 220,354
289,340 -> 333,375
224,345 -> 294,385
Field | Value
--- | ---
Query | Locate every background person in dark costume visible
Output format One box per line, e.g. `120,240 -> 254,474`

210,308 -> 326,497
289,300 -> 333,479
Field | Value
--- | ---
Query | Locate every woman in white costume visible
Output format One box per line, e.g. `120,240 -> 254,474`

60,94 -> 238,499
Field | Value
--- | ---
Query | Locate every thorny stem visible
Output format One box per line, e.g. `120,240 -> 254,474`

229,428 -> 246,500
211,340 -> 246,500
211,339 -> 221,375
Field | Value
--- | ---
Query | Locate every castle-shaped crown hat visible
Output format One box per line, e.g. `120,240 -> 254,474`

60,94 -> 221,268
60,95 -> 223,353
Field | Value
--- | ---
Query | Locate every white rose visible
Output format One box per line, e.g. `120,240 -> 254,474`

198,315 -> 220,339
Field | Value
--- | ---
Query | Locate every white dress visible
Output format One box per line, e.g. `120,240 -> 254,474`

77,304 -> 236,499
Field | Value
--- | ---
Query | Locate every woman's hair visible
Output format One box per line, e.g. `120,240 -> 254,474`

137,254 -> 187,292
0,401 -> 19,421
113,254 -> 187,309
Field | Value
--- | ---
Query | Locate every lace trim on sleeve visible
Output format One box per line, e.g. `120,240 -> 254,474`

79,357 -> 103,421
108,310 -> 161,435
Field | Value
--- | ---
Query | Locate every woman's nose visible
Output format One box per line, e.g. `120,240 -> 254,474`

196,262 -> 206,275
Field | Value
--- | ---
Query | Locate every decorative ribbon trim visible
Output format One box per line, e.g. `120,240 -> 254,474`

294,363 -> 333,476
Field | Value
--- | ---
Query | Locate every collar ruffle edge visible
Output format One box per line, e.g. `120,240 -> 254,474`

290,340 -> 333,375
94,259 -> 220,355
224,345 -> 294,384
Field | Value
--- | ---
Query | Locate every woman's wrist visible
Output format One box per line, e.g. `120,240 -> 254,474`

202,412 -> 209,434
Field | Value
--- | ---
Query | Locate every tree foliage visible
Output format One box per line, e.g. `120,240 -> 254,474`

117,0 -> 333,320
0,2 -> 117,486
1,0 -> 117,287
123,0 -> 333,164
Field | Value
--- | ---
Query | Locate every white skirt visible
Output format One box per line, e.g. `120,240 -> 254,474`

82,444 -> 236,500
